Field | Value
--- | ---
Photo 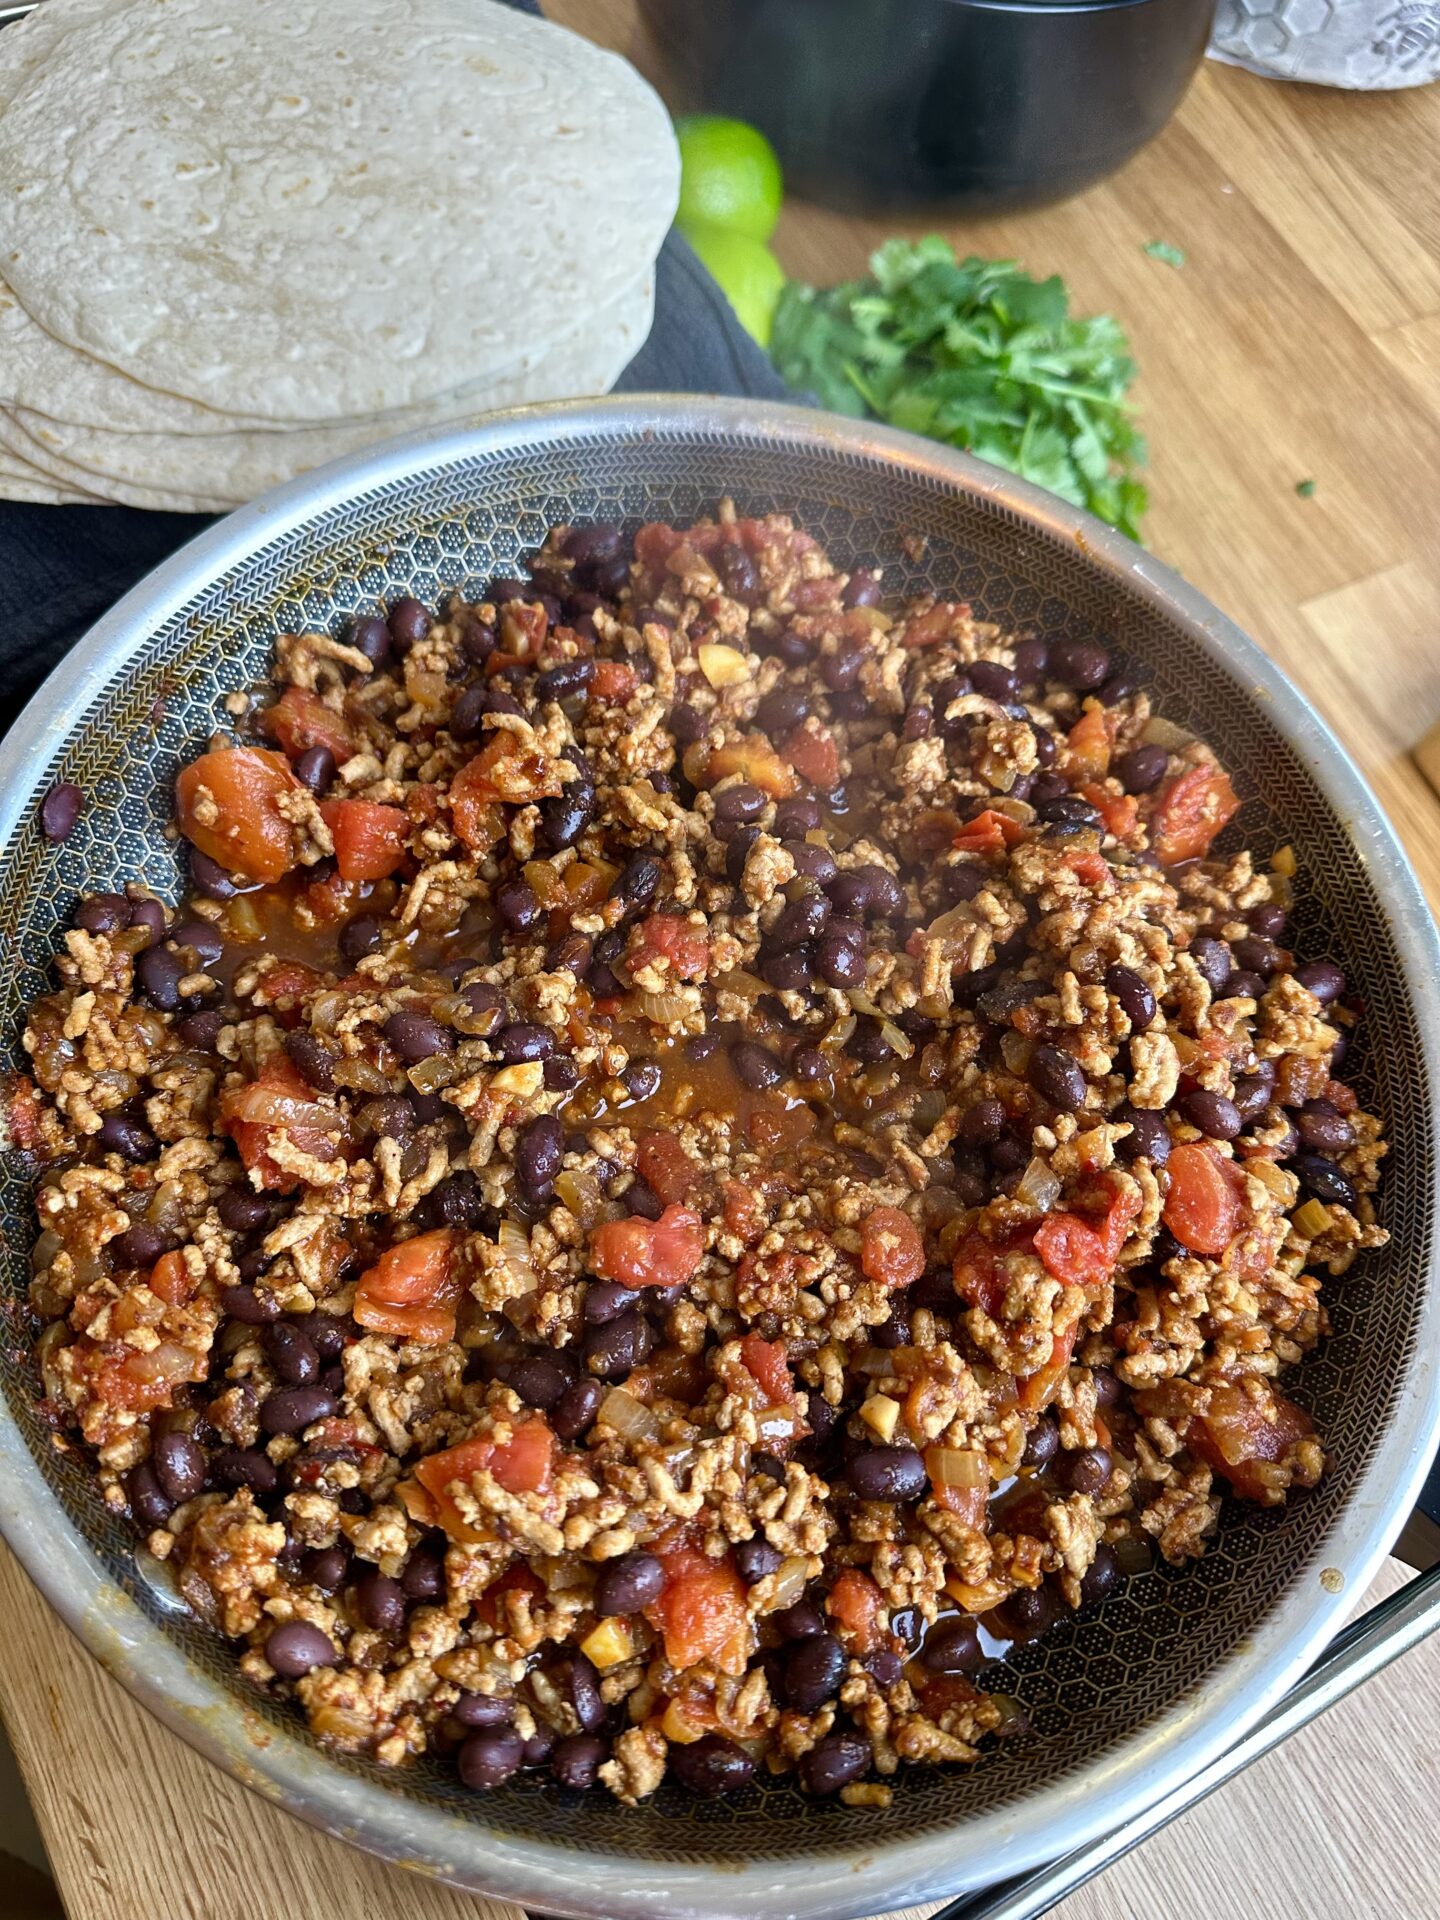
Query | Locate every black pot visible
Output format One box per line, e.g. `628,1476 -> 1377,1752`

638,0 -> 1216,212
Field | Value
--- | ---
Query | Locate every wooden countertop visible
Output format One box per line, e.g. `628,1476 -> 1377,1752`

3,8 -> 1439,1917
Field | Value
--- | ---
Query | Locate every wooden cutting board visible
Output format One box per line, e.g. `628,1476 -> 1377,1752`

3,6 -> 1439,1916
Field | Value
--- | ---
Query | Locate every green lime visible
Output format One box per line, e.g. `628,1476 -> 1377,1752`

675,114 -> 783,243
683,223 -> 786,348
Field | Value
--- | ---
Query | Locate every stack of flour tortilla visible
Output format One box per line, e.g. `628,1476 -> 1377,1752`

0,0 -> 678,510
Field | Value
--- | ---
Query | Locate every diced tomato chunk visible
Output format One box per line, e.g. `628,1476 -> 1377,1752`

354,1228 -> 460,1344
262,686 -> 354,764
1066,702 -> 1114,780
902,602 -> 966,648
1149,764 -> 1241,865
1064,848 -> 1111,888
590,1204 -> 705,1290
319,798 -> 408,882
636,1131 -> 696,1207
146,1249 -> 192,1307
1033,1183 -> 1140,1289
1187,1381 -> 1314,1502
450,733 -> 564,849
781,722 -> 841,789
410,1421 -> 556,1542
649,1545 -> 751,1676
689,735 -> 798,799
738,1331 -> 797,1407
176,746 -> 302,884
590,659 -> 639,703
827,1568 -> 884,1652
1080,782 -> 1138,839
951,1228 -> 1032,1318
629,913 -> 709,982
476,1563 -> 546,1629
219,1055 -> 339,1192
1162,1143 -> 1244,1257
952,808 -> 1023,858
860,1206 -> 925,1289
634,521 -> 683,569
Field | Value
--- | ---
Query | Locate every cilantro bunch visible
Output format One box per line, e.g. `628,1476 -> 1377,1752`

770,236 -> 1148,540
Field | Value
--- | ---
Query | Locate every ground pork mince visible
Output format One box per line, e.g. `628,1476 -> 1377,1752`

14,503 -> 1386,1807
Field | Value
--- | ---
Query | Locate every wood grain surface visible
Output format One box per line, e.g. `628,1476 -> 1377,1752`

2,7 -> 1439,1917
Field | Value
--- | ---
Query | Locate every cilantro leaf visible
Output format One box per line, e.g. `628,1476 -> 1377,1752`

1295,478 -> 1317,498
769,237 -> 1148,539
1143,240 -> 1186,269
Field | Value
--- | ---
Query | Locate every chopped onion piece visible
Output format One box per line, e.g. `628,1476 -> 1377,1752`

1000,1031 -> 1031,1078
879,1020 -> 914,1060
496,1218 -> 538,1295
1139,715 -> 1193,750
928,1445 -> 988,1489
636,989 -> 694,1026
597,1387 -> 661,1448
1015,1155 -> 1061,1214
1114,1534 -> 1153,1574
756,1405 -> 800,1448
407,1053 -> 459,1093
760,1553 -> 809,1612
1293,1197 -> 1332,1239
820,1014 -> 856,1055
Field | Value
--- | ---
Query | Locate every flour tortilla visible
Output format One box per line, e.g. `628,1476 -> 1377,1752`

5,274 -> 653,504
0,412 -> 237,513
0,0 -> 679,421
0,447 -> 104,506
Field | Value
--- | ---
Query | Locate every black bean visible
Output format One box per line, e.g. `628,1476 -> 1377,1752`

509,1351 -> 574,1413
557,1652 -> 605,1732
294,1545 -> 348,1596
1031,724 -> 1059,767
1249,901 -> 1288,939
789,1046 -> 826,1086
546,933 -> 594,980
452,1690 -> 514,1729
564,520 -> 625,574
669,1733 -> 757,1797
732,1041 -> 783,1090
829,863 -> 902,920
1061,1446 -> 1112,1496
1223,970 -> 1267,1002
786,843 -> 839,891
817,924 -> 866,988
1049,640 -> 1110,689
1023,1415 -> 1060,1469
1092,1367 -> 1121,1410
1014,638 -> 1053,683
1233,935 -> 1282,978
127,1461 -> 173,1529
821,643 -> 864,692
624,1060 -> 662,1102
583,1281 -> 632,1328
713,542 -> 758,605
534,659 -> 595,704
127,899 -> 166,947
714,784 -> 766,829
490,881 -> 539,941
800,1732 -> 871,1797
339,915 -> 381,964
552,1376 -> 605,1440
1180,1089 -> 1242,1141
112,1220 -> 174,1270
921,1616 -> 984,1675
385,1010 -> 453,1063
539,784 -> 596,853
387,597 -> 430,653
615,853 -> 663,909
1232,1075 -> 1273,1125
347,613 -> 392,667
550,1732 -> 606,1790
1115,744 -> 1168,795
212,1446 -> 280,1495
98,1111 -> 156,1162
845,1019 -> 893,1066
41,782 -> 83,843
668,700 -> 706,746
989,1130 -> 1029,1174
1105,964 -> 1156,1030
137,944 -> 184,1012
761,945 -> 814,992
780,1630 -> 846,1712
448,683 -> 489,741
1186,936 -> 1230,995
264,1322 -> 320,1387
76,892 -> 130,935
520,1724 -> 558,1768
458,1727 -> 524,1791
722,825 -> 761,888
976,977 -> 1047,1025
594,1550 -> 664,1616
290,745 -> 333,795
583,1309 -> 652,1379
953,1098 -> 1002,1150
1005,1584 -> 1062,1643
1079,1542 -> 1121,1607
187,847 -> 240,905
970,659 -> 1019,703
773,1598 -> 826,1642
1115,1104 -> 1171,1167
1295,1153 -> 1357,1209
1038,795 -> 1102,829
281,1030 -> 335,1094
266,1621 -> 337,1678
516,1114 -> 564,1200
496,1023 -> 553,1067
401,1539 -> 446,1603
259,1385 -> 335,1437
755,688 -> 809,740
1296,1100 -> 1355,1155
734,1538 -> 782,1584
843,568 -> 882,609
903,705 -> 934,741
774,799 -> 822,845
351,1567 -> 406,1633
1296,959 -> 1345,1005
848,1446 -> 927,1502
1031,1044 -> 1087,1111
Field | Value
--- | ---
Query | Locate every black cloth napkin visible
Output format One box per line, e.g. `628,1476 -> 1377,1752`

0,0 -> 791,728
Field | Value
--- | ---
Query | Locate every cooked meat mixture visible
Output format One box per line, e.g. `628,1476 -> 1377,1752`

13,504 -> 1387,1805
